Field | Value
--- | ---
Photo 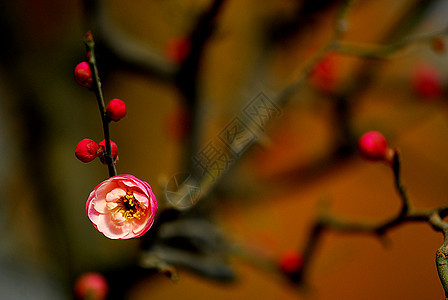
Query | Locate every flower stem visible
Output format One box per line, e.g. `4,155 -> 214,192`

84,31 -> 117,177
391,149 -> 410,216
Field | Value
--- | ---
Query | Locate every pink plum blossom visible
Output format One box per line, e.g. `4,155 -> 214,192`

86,174 -> 158,239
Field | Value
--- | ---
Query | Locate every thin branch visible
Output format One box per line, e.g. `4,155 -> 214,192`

84,31 -> 117,178
292,150 -> 448,300
391,149 -> 410,217
333,0 -> 359,39
140,252 -> 179,282
335,26 -> 448,59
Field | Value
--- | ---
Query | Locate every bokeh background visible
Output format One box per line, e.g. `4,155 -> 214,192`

1,0 -> 448,299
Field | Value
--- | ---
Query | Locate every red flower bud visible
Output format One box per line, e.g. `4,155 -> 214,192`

75,139 -> 100,163
279,251 -> 304,275
412,64 -> 443,99
165,37 -> 191,63
310,54 -> 338,94
99,139 -> 118,164
431,36 -> 446,54
74,272 -> 108,300
106,99 -> 127,121
74,62 -> 93,89
358,131 -> 391,162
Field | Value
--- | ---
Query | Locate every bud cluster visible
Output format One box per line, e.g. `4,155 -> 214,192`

75,138 -> 118,164
74,60 -> 127,165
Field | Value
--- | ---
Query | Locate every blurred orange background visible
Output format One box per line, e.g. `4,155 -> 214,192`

1,0 -> 448,299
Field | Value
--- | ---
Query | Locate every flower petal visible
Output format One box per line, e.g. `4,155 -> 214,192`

87,200 -> 100,226
131,214 -> 154,237
92,198 -> 107,214
133,192 -> 149,207
106,187 -> 126,202
121,176 -> 151,197
96,213 -> 131,239
95,180 -> 116,200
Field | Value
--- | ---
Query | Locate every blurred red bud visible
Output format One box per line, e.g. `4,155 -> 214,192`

74,272 -> 108,300
412,64 -> 443,99
279,251 -> 304,275
358,131 -> 391,162
165,37 -> 191,63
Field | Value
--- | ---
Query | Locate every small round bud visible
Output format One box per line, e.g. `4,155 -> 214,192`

412,64 -> 443,99
75,139 -> 100,163
279,251 -> 304,275
165,37 -> 191,63
74,272 -> 108,300
74,62 -> 93,89
310,54 -> 338,94
106,99 -> 127,122
99,139 -> 118,164
431,36 -> 446,54
358,131 -> 391,162
85,31 -> 94,43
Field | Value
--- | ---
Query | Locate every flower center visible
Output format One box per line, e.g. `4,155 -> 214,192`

116,191 -> 145,220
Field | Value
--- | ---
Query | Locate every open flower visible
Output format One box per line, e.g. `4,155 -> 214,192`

86,174 -> 158,239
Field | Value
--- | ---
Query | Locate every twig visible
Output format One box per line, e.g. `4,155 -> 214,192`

293,149 -> 448,299
84,31 -> 117,178
140,252 -> 179,282
335,26 -> 448,59
429,212 -> 448,299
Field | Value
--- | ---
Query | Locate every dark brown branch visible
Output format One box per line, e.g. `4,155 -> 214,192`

176,0 -> 228,175
84,31 -> 117,178
168,0 -> 349,208
293,150 -> 448,299
335,26 -> 448,59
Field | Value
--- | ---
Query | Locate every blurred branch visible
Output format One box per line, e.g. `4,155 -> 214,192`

169,0 -> 355,209
291,150 -> 448,299
141,218 -> 234,282
81,0 -> 177,81
177,0 -> 228,175
333,0 -> 358,38
140,253 -> 179,282
335,26 -> 448,59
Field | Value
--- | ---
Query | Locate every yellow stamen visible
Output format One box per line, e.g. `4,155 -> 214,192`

113,191 -> 145,221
